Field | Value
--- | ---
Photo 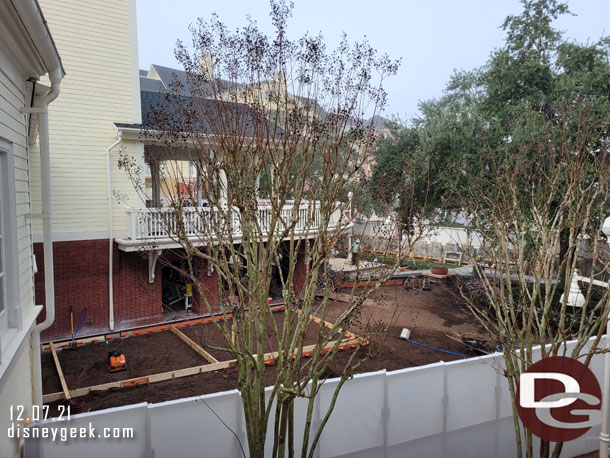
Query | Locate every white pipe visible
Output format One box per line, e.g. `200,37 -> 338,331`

600,314 -> 610,458
31,67 -> 62,407
106,133 -> 122,331
564,272 -> 610,456
574,274 -> 609,289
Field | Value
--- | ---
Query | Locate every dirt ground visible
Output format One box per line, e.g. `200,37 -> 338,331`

322,282 -> 490,372
42,310 -> 327,394
44,280 -> 489,414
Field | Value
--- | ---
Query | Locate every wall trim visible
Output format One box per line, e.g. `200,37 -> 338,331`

32,230 -> 124,243
0,304 -> 40,391
127,0 -> 141,124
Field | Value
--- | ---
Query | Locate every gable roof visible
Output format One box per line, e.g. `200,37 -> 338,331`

367,115 -> 393,130
140,76 -> 165,93
147,64 -> 190,94
116,89 -> 273,139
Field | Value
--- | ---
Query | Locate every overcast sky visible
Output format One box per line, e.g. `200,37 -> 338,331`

137,0 -> 609,119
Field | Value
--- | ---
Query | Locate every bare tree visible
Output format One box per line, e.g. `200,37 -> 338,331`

457,101 -> 610,457
120,2 -> 402,457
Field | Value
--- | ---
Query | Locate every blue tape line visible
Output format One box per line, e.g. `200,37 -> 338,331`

400,337 -> 468,359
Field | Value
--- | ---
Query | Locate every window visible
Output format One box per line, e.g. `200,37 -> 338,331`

0,145 -> 8,332
0,138 -> 18,335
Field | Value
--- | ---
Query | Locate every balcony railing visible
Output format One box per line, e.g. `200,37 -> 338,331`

125,201 -> 342,242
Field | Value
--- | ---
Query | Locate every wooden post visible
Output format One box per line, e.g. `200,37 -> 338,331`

49,342 -> 70,400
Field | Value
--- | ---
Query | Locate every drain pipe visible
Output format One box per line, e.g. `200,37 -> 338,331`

106,132 -> 122,331
30,68 -> 63,407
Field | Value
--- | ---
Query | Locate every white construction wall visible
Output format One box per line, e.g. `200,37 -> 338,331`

25,338 -> 605,458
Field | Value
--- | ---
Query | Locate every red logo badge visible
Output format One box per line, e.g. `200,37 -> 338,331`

516,356 -> 601,442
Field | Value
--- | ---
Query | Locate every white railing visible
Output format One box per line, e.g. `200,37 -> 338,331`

125,201 -> 340,241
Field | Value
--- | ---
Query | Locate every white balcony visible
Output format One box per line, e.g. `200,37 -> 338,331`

117,201 -> 346,251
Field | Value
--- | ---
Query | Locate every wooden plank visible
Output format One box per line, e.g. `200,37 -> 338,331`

41,337 -> 362,404
42,325 -> 364,404
42,391 -> 67,403
259,337 -> 363,364
49,341 -> 71,400
297,306 -> 359,340
41,304 -> 286,350
170,325 -> 219,364
43,358 -> 238,403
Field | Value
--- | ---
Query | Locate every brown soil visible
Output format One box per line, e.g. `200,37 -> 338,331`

43,310 -> 327,395
180,310 -> 327,361
42,331 -> 204,394
44,281 -> 489,414
322,283 -> 490,371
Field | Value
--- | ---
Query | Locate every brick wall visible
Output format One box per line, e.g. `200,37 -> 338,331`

35,240 -> 111,340
34,239 -> 308,340
191,258 -> 221,315
114,246 -> 164,324
34,239 -> 164,340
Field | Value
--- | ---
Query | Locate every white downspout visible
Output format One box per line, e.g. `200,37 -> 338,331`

106,132 -> 122,331
30,68 -> 62,407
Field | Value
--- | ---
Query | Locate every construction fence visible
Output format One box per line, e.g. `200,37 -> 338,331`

350,224 -> 485,263
25,337 -> 604,458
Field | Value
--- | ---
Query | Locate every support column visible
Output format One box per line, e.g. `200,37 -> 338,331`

196,164 -> 203,207
219,168 -> 228,208
150,159 -> 161,207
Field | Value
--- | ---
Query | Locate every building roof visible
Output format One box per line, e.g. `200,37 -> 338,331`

139,64 -> 238,98
1,0 -> 65,79
367,115 -> 393,130
116,89 -> 269,139
139,76 -> 165,93
146,64 -> 191,94
120,64 -> 387,137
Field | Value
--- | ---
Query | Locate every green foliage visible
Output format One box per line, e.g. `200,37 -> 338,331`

367,0 -> 610,225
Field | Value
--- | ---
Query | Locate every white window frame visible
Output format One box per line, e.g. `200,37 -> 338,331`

0,138 -> 20,337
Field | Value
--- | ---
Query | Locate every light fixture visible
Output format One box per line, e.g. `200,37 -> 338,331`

603,216 -> 610,239
560,274 -> 586,308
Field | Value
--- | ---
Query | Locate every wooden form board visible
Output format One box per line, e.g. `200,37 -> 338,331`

43,358 -> 235,403
306,312 -> 358,340
43,306 -> 365,404
258,337 -> 362,362
170,325 -> 219,364
42,336 -> 363,404
42,304 -> 286,351
49,341 -> 70,400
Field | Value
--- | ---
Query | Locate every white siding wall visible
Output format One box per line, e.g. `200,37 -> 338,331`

30,0 -> 142,240
0,64 -> 35,327
0,54 -> 36,458
0,343 -> 34,458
